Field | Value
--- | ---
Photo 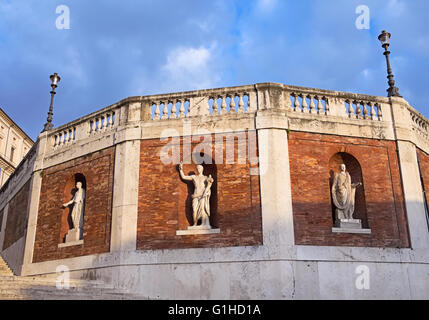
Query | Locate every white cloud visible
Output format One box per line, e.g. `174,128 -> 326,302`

257,0 -> 277,12
361,69 -> 371,78
387,0 -> 406,17
160,44 -> 220,92
63,47 -> 86,86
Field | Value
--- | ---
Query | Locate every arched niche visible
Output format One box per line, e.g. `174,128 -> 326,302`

329,152 -> 368,228
60,173 -> 87,243
180,152 -> 218,228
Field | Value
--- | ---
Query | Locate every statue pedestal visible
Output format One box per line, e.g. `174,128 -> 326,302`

336,219 -> 362,229
332,219 -> 371,234
176,225 -> 220,236
58,228 -> 84,248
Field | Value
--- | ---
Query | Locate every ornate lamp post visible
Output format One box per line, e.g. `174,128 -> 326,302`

42,73 -> 61,132
378,30 -> 402,98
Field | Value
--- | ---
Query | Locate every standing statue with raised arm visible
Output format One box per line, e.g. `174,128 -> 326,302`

178,162 -> 214,229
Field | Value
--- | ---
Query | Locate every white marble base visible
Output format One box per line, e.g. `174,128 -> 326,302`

335,219 -> 362,229
65,228 -> 81,242
176,226 -> 220,236
58,240 -> 84,248
333,219 -> 371,234
332,227 -> 371,234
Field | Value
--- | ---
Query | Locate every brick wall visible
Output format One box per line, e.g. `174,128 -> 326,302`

3,180 -> 31,250
33,147 -> 115,263
137,131 -> 262,250
289,132 -> 410,248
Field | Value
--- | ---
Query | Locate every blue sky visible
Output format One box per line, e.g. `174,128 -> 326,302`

1,0 -> 428,140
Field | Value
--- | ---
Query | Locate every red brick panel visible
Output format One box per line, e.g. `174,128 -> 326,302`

3,180 -> 31,250
33,148 -> 115,263
137,131 -> 262,250
289,132 -> 410,248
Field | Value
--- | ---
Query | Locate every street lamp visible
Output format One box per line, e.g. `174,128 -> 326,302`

378,30 -> 402,98
42,73 -> 61,132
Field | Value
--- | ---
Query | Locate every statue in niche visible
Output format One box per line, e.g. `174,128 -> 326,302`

62,181 -> 86,242
178,162 -> 214,229
331,164 -> 362,222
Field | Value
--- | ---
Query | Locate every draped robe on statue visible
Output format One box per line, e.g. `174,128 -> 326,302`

332,171 -> 358,220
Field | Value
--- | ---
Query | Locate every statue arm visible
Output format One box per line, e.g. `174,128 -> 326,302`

178,162 -> 193,181
63,199 -> 74,207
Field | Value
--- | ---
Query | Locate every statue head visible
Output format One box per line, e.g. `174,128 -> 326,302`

76,181 -> 83,189
340,164 -> 346,172
196,165 -> 204,175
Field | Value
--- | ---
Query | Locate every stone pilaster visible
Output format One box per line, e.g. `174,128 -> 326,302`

110,103 -> 141,253
390,97 -> 429,249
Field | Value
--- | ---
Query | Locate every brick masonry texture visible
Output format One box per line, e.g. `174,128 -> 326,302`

137,131 -> 262,250
417,148 -> 429,217
3,180 -> 31,250
33,147 -> 115,263
288,132 -> 410,248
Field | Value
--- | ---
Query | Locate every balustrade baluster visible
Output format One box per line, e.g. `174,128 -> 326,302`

309,95 -> 316,114
369,103 -> 376,120
179,100 -> 185,118
302,95 -> 308,113
377,104 -> 383,121
160,102 -> 167,120
171,101 -> 177,119
294,94 -> 300,111
325,98 -> 330,115
347,101 -> 354,118
221,96 -> 227,114
355,101 -> 362,119
363,103 -> 369,120
154,103 -> 160,120
212,98 -> 218,115
238,94 -> 245,113
230,94 -> 236,113
317,97 -> 324,115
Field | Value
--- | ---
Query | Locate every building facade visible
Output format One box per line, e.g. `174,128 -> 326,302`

0,108 -> 34,187
0,83 -> 428,299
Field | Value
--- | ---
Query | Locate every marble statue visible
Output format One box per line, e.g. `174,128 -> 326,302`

331,164 -> 362,222
62,181 -> 86,241
178,162 -> 214,229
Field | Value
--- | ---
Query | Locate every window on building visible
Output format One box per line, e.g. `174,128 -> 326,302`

10,146 -> 15,162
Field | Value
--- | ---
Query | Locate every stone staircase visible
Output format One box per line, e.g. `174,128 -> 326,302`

0,256 -> 146,300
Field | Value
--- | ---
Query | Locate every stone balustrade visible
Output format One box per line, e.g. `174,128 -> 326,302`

409,107 -> 429,138
147,86 -> 254,120
42,82 -> 417,153
50,108 -> 120,150
88,111 -> 117,134
284,86 -> 383,121
53,127 -> 76,148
